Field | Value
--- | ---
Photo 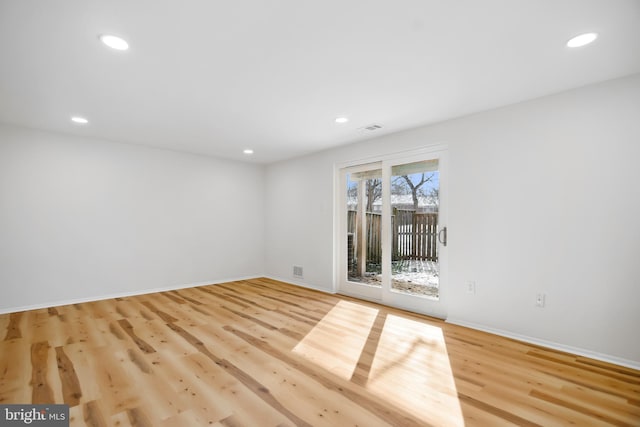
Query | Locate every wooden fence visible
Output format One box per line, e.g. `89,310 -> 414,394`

347,209 -> 438,264
393,209 -> 439,262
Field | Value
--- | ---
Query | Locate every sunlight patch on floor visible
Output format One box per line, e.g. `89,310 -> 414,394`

366,314 -> 465,426
292,300 -> 464,426
292,300 -> 379,380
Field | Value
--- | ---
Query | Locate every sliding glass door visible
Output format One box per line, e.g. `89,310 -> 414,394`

337,148 -> 447,318
339,162 -> 383,300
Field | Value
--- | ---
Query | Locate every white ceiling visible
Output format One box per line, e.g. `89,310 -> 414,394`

1,1 -> 639,164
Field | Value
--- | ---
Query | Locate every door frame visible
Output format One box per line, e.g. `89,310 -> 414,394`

336,161 -> 384,301
333,144 -> 449,319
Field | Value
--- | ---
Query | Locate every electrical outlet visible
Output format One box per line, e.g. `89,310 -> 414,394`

536,293 -> 545,308
465,281 -> 476,294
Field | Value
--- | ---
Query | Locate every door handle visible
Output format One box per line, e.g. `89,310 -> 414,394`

438,227 -> 448,247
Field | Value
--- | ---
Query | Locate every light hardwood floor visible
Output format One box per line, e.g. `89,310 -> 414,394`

1,278 -> 638,426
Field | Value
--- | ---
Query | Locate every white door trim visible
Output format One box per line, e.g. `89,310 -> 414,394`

333,144 -> 449,318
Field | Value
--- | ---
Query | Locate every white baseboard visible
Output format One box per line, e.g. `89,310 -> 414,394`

446,317 -> 640,371
261,280 -> 640,370
0,275 -> 262,315
263,275 -> 336,294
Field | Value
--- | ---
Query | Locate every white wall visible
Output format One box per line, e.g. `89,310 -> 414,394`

2,75 -> 638,366
265,73 -> 640,366
0,124 -> 265,312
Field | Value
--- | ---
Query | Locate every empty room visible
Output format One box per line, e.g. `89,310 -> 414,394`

1,1 -> 639,426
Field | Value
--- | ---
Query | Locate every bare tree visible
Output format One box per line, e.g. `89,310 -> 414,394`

350,174 -> 435,212
396,173 -> 435,210
347,178 -> 382,212
425,187 -> 439,211
347,182 -> 357,204
391,179 -> 409,196
366,179 -> 382,212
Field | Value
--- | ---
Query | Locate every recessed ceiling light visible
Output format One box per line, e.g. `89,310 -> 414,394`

566,32 -> 598,48
99,34 -> 129,51
335,117 -> 349,124
243,149 -> 254,155
71,116 -> 89,124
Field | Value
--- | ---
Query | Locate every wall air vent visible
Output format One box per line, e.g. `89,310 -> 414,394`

293,266 -> 303,278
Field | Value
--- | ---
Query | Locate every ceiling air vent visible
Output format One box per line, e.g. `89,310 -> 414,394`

362,124 -> 382,132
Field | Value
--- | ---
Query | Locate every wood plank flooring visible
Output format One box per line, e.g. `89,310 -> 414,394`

1,278 -> 638,426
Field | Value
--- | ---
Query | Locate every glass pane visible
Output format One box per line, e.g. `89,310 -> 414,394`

390,160 -> 440,298
346,170 -> 382,286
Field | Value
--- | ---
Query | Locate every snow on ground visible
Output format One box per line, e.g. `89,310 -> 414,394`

349,260 -> 439,298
